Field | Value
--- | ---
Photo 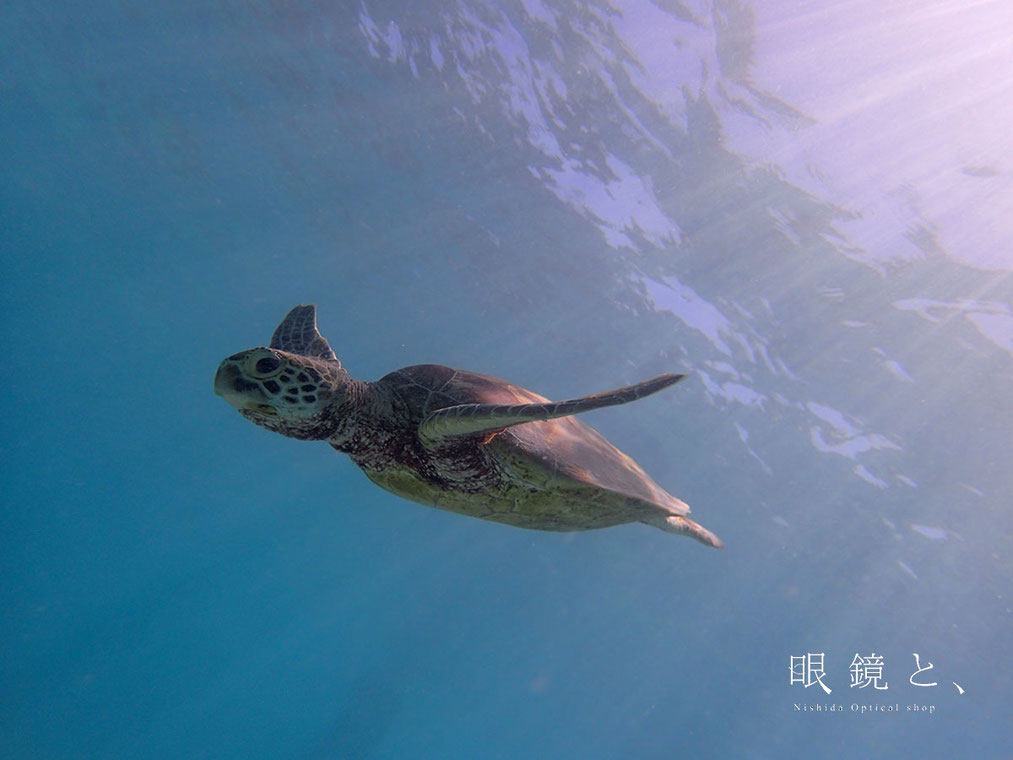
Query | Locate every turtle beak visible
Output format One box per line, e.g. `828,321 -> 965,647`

214,361 -> 241,399
214,361 -> 275,414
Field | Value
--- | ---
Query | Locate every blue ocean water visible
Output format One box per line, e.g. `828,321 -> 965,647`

3,1 -> 1012,758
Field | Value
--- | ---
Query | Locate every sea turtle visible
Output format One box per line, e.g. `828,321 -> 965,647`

213,305 -> 722,548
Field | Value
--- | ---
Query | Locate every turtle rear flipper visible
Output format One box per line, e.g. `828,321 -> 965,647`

418,373 -> 685,445
648,514 -> 724,548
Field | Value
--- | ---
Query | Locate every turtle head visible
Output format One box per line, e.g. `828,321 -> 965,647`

214,305 -> 360,441
214,347 -> 350,439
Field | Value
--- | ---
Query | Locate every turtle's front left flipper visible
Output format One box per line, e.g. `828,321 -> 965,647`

418,373 -> 685,445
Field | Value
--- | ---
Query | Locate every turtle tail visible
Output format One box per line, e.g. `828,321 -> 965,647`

647,514 -> 724,549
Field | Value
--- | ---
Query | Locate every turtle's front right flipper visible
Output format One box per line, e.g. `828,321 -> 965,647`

418,373 -> 685,446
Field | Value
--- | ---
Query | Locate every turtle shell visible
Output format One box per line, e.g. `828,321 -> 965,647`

364,364 -> 692,533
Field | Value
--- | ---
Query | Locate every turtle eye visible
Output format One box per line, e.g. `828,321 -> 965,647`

254,355 -> 281,375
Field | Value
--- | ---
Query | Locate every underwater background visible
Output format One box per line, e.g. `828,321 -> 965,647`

3,1 -> 1012,758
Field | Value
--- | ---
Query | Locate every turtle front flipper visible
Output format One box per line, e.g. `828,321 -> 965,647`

270,304 -> 339,362
418,373 -> 685,445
